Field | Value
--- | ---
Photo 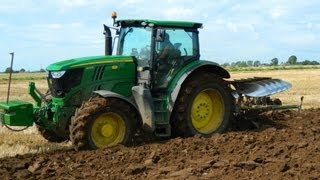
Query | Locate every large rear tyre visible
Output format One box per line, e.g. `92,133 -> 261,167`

171,73 -> 233,137
36,125 -> 68,143
69,96 -> 139,151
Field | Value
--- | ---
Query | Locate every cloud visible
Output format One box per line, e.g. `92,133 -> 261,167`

58,0 -> 91,7
70,22 -> 84,27
164,7 -> 195,20
53,0 -> 118,12
270,6 -> 288,19
0,0 -> 38,13
6,21 -> 100,48
50,24 -> 63,29
121,0 -> 144,5
278,32 -> 317,46
226,22 -> 237,32
307,23 -> 313,29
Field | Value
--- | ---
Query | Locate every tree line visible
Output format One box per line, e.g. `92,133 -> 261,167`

3,67 -> 46,73
220,55 -> 319,67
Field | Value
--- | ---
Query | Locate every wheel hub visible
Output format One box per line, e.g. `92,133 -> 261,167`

101,124 -> 114,137
195,103 -> 211,120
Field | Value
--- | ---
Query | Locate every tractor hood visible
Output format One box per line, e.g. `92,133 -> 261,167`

46,55 -> 134,71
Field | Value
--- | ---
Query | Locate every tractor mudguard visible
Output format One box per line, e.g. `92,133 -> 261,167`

94,89 -> 144,130
167,60 -> 230,111
93,90 -> 138,110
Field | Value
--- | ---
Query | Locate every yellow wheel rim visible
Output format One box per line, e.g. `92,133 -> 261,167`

191,89 -> 225,134
90,112 -> 126,148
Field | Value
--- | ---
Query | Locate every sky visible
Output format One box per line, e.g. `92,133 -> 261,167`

0,0 -> 319,71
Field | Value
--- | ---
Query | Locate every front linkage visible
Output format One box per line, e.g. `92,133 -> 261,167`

0,82 -> 51,129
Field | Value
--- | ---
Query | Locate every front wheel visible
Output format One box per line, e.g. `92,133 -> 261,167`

36,125 -> 68,143
171,73 -> 234,137
69,96 -> 139,151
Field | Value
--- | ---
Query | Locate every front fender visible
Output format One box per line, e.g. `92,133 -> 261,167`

93,90 -> 143,130
93,90 -> 138,110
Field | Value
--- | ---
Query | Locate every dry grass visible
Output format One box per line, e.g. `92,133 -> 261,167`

0,127 -> 72,158
0,73 -> 47,102
0,70 -> 319,158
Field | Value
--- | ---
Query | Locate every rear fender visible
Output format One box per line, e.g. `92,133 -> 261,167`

167,60 -> 230,111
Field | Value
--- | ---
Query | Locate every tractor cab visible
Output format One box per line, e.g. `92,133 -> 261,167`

101,18 -> 205,134
112,19 -> 202,89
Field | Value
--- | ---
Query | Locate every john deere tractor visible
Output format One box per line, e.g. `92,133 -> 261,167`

0,13 -> 298,150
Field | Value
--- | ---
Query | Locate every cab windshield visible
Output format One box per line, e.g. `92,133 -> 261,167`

117,27 -> 152,66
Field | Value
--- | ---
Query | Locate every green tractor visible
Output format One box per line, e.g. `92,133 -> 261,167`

0,13 -> 299,150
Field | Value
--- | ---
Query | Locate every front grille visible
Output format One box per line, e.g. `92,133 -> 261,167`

92,65 -> 106,81
48,68 -> 83,98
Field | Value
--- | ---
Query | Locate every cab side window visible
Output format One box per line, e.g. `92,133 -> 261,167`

153,28 -> 199,89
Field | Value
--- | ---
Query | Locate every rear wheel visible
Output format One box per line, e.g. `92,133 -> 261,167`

69,96 -> 139,151
171,73 -> 233,136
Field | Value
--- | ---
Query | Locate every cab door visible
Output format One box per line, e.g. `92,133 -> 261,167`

116,26 -> 153,86
152,28 -> 200,90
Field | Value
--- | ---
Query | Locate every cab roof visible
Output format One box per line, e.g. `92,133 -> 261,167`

116,19 -> 203,29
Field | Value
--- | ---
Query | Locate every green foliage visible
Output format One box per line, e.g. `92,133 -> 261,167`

4,67 -> 27,73
287,55 -> 297,65
221,56 -> 319,72
230,61 -> 258,67
247,60 -> 253,66
298,60 -> 319,65
270,58 -> 279,66
224,60 -> 262,68
253,60 -> 261,67
225,65 -> 320,72
220,63 -> 230,67
4,67 -> 13,73
231,61 -> 243,67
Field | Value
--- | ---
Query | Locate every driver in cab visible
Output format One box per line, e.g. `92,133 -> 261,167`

158,33 -> 174,61
157,33 -> 175,71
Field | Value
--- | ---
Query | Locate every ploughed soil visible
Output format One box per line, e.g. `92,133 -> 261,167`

1,109 -> 320,179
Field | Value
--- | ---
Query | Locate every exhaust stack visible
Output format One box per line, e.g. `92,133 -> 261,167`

104,25 -> 112,56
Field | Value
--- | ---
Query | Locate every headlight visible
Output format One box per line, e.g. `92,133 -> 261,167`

51,71 -> 66,79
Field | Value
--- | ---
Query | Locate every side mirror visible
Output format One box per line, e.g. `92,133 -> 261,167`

155,29 -> 165,42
